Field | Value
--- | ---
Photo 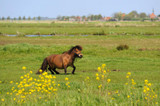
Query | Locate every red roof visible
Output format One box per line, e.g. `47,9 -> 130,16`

150,13 -> 156,19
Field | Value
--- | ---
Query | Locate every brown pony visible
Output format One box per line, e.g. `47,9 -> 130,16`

36,45 -> 83,74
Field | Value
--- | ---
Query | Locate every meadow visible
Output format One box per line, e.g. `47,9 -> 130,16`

0,21 -> 160,105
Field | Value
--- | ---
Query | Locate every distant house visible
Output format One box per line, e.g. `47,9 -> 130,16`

104,17 -> 111,21
150,9 -> 156,20
150,13 -> 156,19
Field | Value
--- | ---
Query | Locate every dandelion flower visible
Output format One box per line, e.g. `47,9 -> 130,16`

126,76 -> 129,78
148,83 -> 151,86
102,64 -> 106,68
65,77 -> 69,81
22,66 -> 26,70
127,72 -> 131,76
127,95 -> 130,98
1,99 -> 4,102
95,73 -> 99,77
97,67 -> 101,72
86,76 -> 89,80
30,71 -> 33,74
39,69 -> 42,73
10,81 -> 13,84
107,79 -> 111,83
144,80 -> 148,84
98,84 -> 102,89
96,77 -> 100,81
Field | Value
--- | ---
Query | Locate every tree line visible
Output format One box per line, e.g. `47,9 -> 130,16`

1,11 -> 160,21
0,16 -> 41,20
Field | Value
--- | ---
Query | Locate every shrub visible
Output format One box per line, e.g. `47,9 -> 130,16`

116,44 -> 129,51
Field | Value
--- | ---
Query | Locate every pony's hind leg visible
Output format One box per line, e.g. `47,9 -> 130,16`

48,67 -> 54,74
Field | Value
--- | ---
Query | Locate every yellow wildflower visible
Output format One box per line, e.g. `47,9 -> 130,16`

30,71 -> 33,74
1,99 -> 4,102
39,69 -> 42,73
10,81 -> 13,84
96,77 -> 100,81
108,92 -> 111,95
95,73 -> 99,77
126,76 -> 129,78
144,80 -> 148,84
127,95 -> 130,98
58,84 -> 60,86
107,79 -> 111,83
148,83 -> 151,86
97,67 -> 101,72
86,76 -> 89,80
102,64 -> 106,68
98,84 -> 102,89
0,81 -> 2,83
101,75 -> 104,79
22,66 -> 26,70
103,70 -> 106,74
127,72 -> 131,76
65,77 -> 69,81
146,87 -> 150,91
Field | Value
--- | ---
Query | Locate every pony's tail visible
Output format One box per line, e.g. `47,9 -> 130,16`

36,58 -> 48,74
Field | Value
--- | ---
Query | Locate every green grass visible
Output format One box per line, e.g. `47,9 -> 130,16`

0,21 -> 160,35
0,23 -> 160,105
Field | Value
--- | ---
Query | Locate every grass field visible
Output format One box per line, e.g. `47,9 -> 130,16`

0,21 -> 160,105
0,21 -> 160,36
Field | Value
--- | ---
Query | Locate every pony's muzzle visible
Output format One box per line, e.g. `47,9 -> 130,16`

78,54 -> 83,58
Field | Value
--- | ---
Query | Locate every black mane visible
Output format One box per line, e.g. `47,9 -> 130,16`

66,45 -> 82,54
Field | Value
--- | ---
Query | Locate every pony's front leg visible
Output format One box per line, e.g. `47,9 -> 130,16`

72,65 -> 76,74
53,68 -> 60,74
64,67 -> 67,75
48,67 -> 54,74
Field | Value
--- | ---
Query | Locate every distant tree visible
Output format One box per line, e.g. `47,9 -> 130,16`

82,16 -> 86,21
18,16 -> 21,20
139,12 -> 147,19
28,16 -> 31,20
113,12 -> 123,20
7,16 -> 10,20
33,17 -> 36,20
2,16 -> 5,20
13,17 -> 17,20
128,11 -> 139,18
38,16 -> 41,20
23,16 -> 26,20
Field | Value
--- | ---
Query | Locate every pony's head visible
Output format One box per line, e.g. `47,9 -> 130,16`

68,45 -> 83,58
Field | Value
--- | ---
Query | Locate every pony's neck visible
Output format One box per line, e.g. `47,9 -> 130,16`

69,51 -> 76,61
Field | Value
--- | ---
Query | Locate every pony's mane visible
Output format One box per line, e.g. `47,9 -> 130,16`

63,45 -> 82,54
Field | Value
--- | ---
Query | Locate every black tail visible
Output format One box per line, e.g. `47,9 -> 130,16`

36,58 -> 48,74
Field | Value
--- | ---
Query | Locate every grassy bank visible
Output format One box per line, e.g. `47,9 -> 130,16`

0,35 -> 160,105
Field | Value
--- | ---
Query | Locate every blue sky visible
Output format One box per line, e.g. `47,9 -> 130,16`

0,0 -> 160,18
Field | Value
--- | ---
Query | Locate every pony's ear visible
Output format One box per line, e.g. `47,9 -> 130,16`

75,45 -> 82,51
